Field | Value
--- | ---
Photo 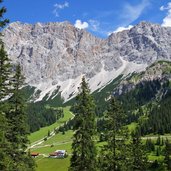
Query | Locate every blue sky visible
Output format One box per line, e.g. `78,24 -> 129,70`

2,0 -> 171,37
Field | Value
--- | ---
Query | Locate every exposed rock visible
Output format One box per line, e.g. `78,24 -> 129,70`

2,21 -> 171,101
114,61 -> 171,96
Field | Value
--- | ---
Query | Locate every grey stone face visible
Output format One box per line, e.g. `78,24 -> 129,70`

2,21 -> 171,99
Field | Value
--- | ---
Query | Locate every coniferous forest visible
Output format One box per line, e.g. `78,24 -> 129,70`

69,78 -> 171,171
1,1 -> 171,171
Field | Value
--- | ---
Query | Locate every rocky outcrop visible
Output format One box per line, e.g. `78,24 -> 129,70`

2,21 -> 171,101
108,22 -> 171,64
4,21 -> 122,82
113,61 -> 171,96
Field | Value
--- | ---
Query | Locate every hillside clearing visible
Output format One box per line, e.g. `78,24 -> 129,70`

29,106 -> 73,144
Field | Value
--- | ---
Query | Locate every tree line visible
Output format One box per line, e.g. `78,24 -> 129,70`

116,78 -> 171,136
27,102 -> 64,132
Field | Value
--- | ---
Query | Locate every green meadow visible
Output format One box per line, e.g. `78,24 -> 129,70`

31,131 -> 73,171
29,107 -> 74,171
29,107 -> 171,171
29,107 -> 73,143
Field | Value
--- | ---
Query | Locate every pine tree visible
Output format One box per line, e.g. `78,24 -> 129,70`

0,1 -> 12,170
99,96 -> 128,171
145,138 -> 155,152
164,139 -> 171,171
129,130 -> 148,171
0,44 -> 12,171
6,64 -> 35,170
69,77 -> 97,171
156,135 -> 161,145
0,110 -> 12,171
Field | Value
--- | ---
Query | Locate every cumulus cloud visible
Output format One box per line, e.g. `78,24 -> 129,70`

53,1 -> 69,17
74,20 -> 89,29
114,25 -> 133,33
160,2 -> 171,27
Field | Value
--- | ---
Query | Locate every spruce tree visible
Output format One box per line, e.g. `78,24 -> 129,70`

69,77 -> 97,171
0,110 -> 12,171
99,96 -> 128,171
0,44 -> 12,171
164,139 -> 171,171
129,130 -> 148,171
6,64 -> 35,171
0,1 -> 12,170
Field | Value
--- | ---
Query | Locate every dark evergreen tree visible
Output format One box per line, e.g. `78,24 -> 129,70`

129,131 -> 148,171
0,110 -> 12,171
156,135 -> 161,145
99,96 -> 128,171
0,1 -> 12,170
26,101 -> 57,133
164,139 -> 171,171
69,77 -> 97,171
156,146 -> 160,156
0,44 -> 13,171
6,64 -> 35,170
145,138 -> 155,152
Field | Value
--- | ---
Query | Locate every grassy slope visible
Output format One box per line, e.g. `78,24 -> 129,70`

29,106 -> 74,171
31,130 -> 104,171
42,130 -> 73,145
29,106 -> 73,143
36,156 -> 71,171
31,131 -> 73,171
30,123 -> 171,171
32,131 -> 171,171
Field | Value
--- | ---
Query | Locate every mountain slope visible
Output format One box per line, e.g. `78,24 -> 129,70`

3,21 -> 171,102
110,61 -> 171,134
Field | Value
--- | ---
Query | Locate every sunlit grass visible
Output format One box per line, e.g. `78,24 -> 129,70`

29,106 -> 73,143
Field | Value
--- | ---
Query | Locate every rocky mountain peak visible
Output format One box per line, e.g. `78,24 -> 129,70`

2,21 -> 171,102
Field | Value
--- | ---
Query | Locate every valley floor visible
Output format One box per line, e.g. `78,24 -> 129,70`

28,107 -> 171,171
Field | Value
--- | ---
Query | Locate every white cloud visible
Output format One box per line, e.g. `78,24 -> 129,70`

160,2 -> 171,27
160,6 -> 165,11
88,19 -> 100,31
74,20 -> 89,29
54,1 -> 69,9
113,25 -> 133,33
107,0 -> 150,36
53,1 -> 69,17
88,20 -> 109,36
121,0 -> 150,25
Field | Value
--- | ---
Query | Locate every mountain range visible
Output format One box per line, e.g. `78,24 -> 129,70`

3,21 -> 171,103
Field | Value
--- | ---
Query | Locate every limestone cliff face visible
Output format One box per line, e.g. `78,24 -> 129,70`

4,21 -> 105,83
2,21 -> 171,101
108,22 -> 171,64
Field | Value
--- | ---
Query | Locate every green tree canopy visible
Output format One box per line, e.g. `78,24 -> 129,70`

69,77 -> 97,171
